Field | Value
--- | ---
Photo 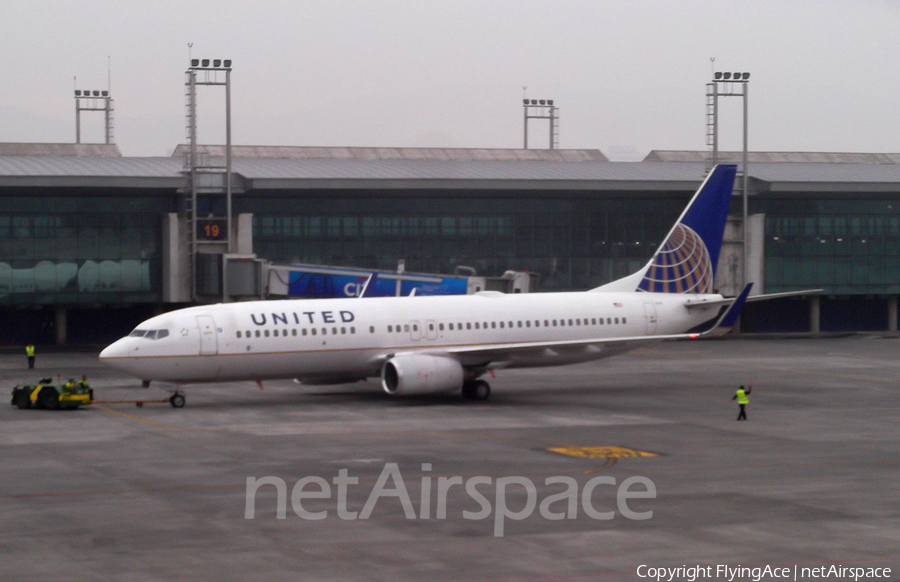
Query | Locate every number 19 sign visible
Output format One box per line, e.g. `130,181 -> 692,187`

197,219 -> 227,242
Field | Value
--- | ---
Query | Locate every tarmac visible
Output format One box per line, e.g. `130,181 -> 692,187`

1,336 -> 898,581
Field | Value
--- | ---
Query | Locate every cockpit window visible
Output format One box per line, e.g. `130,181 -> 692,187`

129,329 -> 169,340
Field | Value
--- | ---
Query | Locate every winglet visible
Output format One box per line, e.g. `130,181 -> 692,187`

700,283 -> 753,337
357,273 -> 375,298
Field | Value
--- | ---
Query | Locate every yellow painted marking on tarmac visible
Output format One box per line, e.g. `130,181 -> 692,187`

94,405 -> 178,428
546,445 -> 659,459
94,405 -> 222,434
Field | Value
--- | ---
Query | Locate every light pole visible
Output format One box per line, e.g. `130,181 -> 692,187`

523,99 -> 559,149
707,71 -> 750,292
184,58 -> 233,301
74,89 -> 114,144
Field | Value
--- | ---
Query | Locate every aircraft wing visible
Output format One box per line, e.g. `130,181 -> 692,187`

432,284 -> 754,365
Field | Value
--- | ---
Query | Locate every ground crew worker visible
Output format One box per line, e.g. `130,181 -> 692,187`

77,376 -> 89,390
25,344 -> 35,369
64,379 -> 76,394
731,383 -> 752,420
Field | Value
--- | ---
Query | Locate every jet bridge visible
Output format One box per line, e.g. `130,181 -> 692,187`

263,262 -> 536,299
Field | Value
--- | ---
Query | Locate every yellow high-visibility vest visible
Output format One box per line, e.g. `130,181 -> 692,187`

25,345 -> 35,357
736,389 -> 749,405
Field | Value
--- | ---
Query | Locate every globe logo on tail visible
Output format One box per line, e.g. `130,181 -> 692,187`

637,223 -> 713,294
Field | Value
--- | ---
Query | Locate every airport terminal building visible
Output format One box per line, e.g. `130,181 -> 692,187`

2,143 -> 900,344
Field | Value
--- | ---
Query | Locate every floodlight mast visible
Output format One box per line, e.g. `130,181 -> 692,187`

522,99 -> 559,149
73,83 -> 114,144
184,58 -> 233,302
706,69 -> 750,319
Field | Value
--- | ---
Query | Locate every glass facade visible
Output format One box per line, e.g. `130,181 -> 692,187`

754,197 -> 900,294
239,191 -> 689,291
0,190 -> 172,304
0,180 -> 898,336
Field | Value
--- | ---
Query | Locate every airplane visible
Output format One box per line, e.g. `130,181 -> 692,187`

100,164 -> 779,404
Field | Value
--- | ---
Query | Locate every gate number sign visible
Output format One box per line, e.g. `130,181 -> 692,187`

198,219 -> 227,241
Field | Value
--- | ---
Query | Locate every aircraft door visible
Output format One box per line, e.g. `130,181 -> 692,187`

424,320 -> 439,340
409,320 -> 422,341
197,315 -> 218,355
643,303 -> 658,335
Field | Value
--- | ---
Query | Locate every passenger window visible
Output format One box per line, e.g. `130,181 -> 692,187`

534,320 -> 539,327
311,329 -> 317,336
255,330 -> 261,338
517,321 -> 522,328
236,331 -> 242,338
591,318 -> 597,325
429,324 -> 434,331
491,322 -> 496,329
322,328 -> 327,335
475,322 -> 480,329
292,329 -> 297,336
607,318 -> 612,324
622,317 -> 627,324
264,330 -> 270,337
370,326 -> 375,333
388,325 -> 393,332
273,330 -> 279,337
303,329 -> 308,336
467,323 -> 472,330
544,320 -> 549,327
351,327 -> 356,334
413,325 -> 418,332
526,321 -> 531,327
615,318 -> 620,324
404,325 -> 409,332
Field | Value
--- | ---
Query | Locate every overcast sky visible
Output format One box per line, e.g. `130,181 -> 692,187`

1,1 -> 898,159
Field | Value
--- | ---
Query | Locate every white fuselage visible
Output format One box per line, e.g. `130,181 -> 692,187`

99,291 -> 722,384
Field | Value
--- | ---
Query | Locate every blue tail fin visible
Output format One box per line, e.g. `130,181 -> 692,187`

636,164 -> 737,294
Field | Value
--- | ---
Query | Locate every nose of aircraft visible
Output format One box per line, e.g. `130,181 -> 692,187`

99,338 -> 128,361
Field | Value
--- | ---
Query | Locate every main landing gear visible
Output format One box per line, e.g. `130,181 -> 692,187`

462,379 -> 491,402
168,392 -> 186,408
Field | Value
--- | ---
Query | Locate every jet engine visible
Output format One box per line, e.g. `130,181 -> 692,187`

381,354 -> 464,395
